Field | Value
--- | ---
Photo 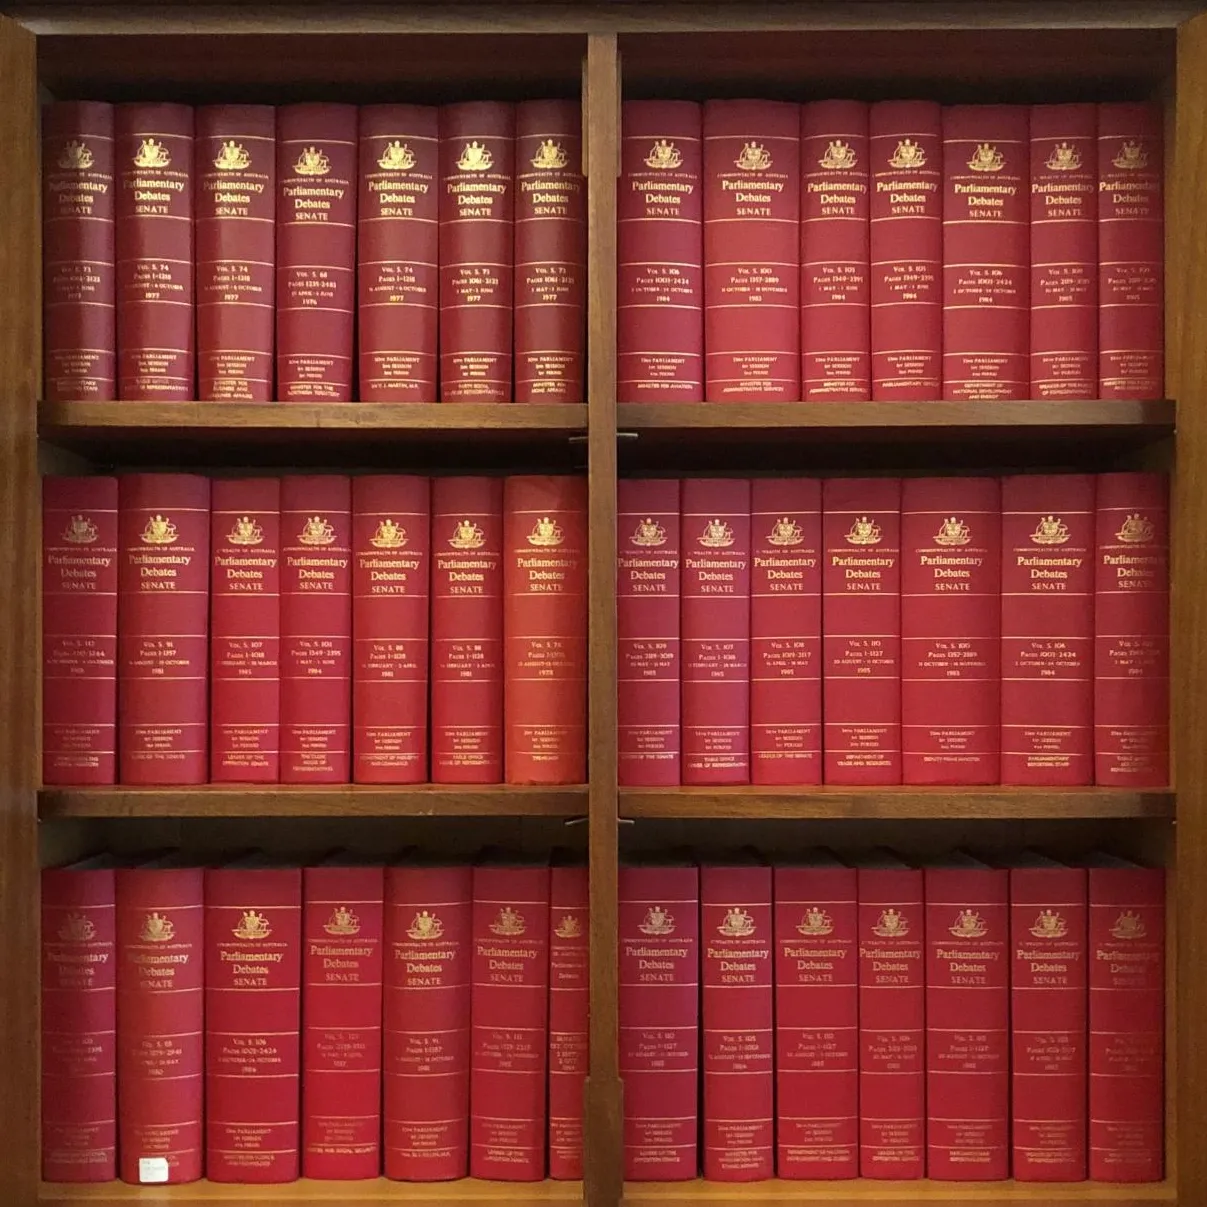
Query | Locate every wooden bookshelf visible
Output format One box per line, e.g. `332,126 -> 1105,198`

621,1181 -> 1177,1205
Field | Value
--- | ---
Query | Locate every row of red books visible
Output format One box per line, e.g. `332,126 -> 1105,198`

43,473 -> 587,786
43,100 -> 584,404
42,854 -> 586,1184
620,99 -> 1163,403
621,853 -> 1164,1183
619,471 -> 1168,787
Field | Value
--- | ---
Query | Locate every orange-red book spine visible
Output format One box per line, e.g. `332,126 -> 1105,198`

548,863 -> 589,1179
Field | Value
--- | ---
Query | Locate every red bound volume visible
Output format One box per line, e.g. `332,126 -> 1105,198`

118,474 -> 210,785
384,864 -> 472,1181
196,105 -> 275,401
822,478 -> 902,785
618,479 -> 682,787
358,105 -> 439,402
1094,472 -> 1170,786
470,861 -> 551,1181
1030,105 -> 1098,399
704,100 -> 801,401
115,103 -> 194,401
901,477 -> 1001,785
211,478 -> 280,783
516,100 -> 586,403
440,102 -> 515,403
205,861 -> 302,1183
1098,104 -> 1164,400
801,100 -> 870,401
276,104 -> 357,402
280,476 -> 352,783
549,862 -> 589,1180
1088,857 -> 1165,1181
1010,858 -> 1088,1182
42,859 -> 116,1182
303,862 -> 384,1179
43,102 -> 116,402
431,478 -> 504,783
43,476 -> 119,785
353,476 -> 430,783
620,863 -> 700,1181
1001,474 -> 1095,786
751,479 -> 821,785
116,862 -> 204,1185
869,100 -> 943,400
503,476 -> 588,784
774,858 -> 857,1180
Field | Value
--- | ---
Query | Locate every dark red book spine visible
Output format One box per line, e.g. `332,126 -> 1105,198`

751,479 -> 821,785
116,866 -> 204,1185
196,104 -> 275,401
618,478 -> 681,787
515,99 -> 586,403
503,476 -> 588,784
210,478 -> 280,783
302,865 -> 384,1179
358,105 -> 439,403
869,100 -> 943,400
470,864 -> 551,1181
384,864 -> 472,1181
620,865 -> 700,1181
801,100 -> 870,402
1088,863 -> 1165,1181
352,475 -> 430,783
280,476 -> 352,783
1030,104 -> 1098,399
549,864 -> 589,1180
901,477 -> 1001,785
276,104 -> 357,402
117,473 -> 210,785
1094,472 -> 1170,786
115,103 -> 194,401
431,477 -> 504,783
43,102 -> 116,402
205,866 -> 302,1183
1010,864 -> 1088,1181
439,102 -> 515,403
822,477 -> 902,785
1098,103 -> 1164,400
774,864 -> 858,1179
1001,474 -> 1095,786
41,865 -> 117,1182
43,476 -> 119,785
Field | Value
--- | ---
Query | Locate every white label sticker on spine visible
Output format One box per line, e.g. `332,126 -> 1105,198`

139,1156 -> 170,1183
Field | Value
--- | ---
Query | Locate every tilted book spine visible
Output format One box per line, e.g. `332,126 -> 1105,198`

548,864 -> 589,1180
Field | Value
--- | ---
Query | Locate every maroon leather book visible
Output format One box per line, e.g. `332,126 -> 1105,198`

352,475 -> 430,783
210,478 -> 280,783
43,102 -> 116,402
439,102 -> 515,403
942,105 -> 1030,401
280,476 -> 352,783
618,478 -> 681,787
43,476 -> 118,785
548,862 -> 589,1180
1094,472 -> 1169,786
1001,474 -> 1095,786
751,478 -> 821,785
115,103 -> 194,401
869,100 -> 942,400
358,105 -> 439,403
704,100 -> 801,401
1098,103 -> 1164,400
516,99 -> 586,403
196,105 -> 275,401
276,104 -> 357,402
822,478 -> 902,784
801,100 -> 870,402
118,474 -> 210,785
431,477 -> 504,783
42,859 -> 116,1182
901,477 -> 1001,785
